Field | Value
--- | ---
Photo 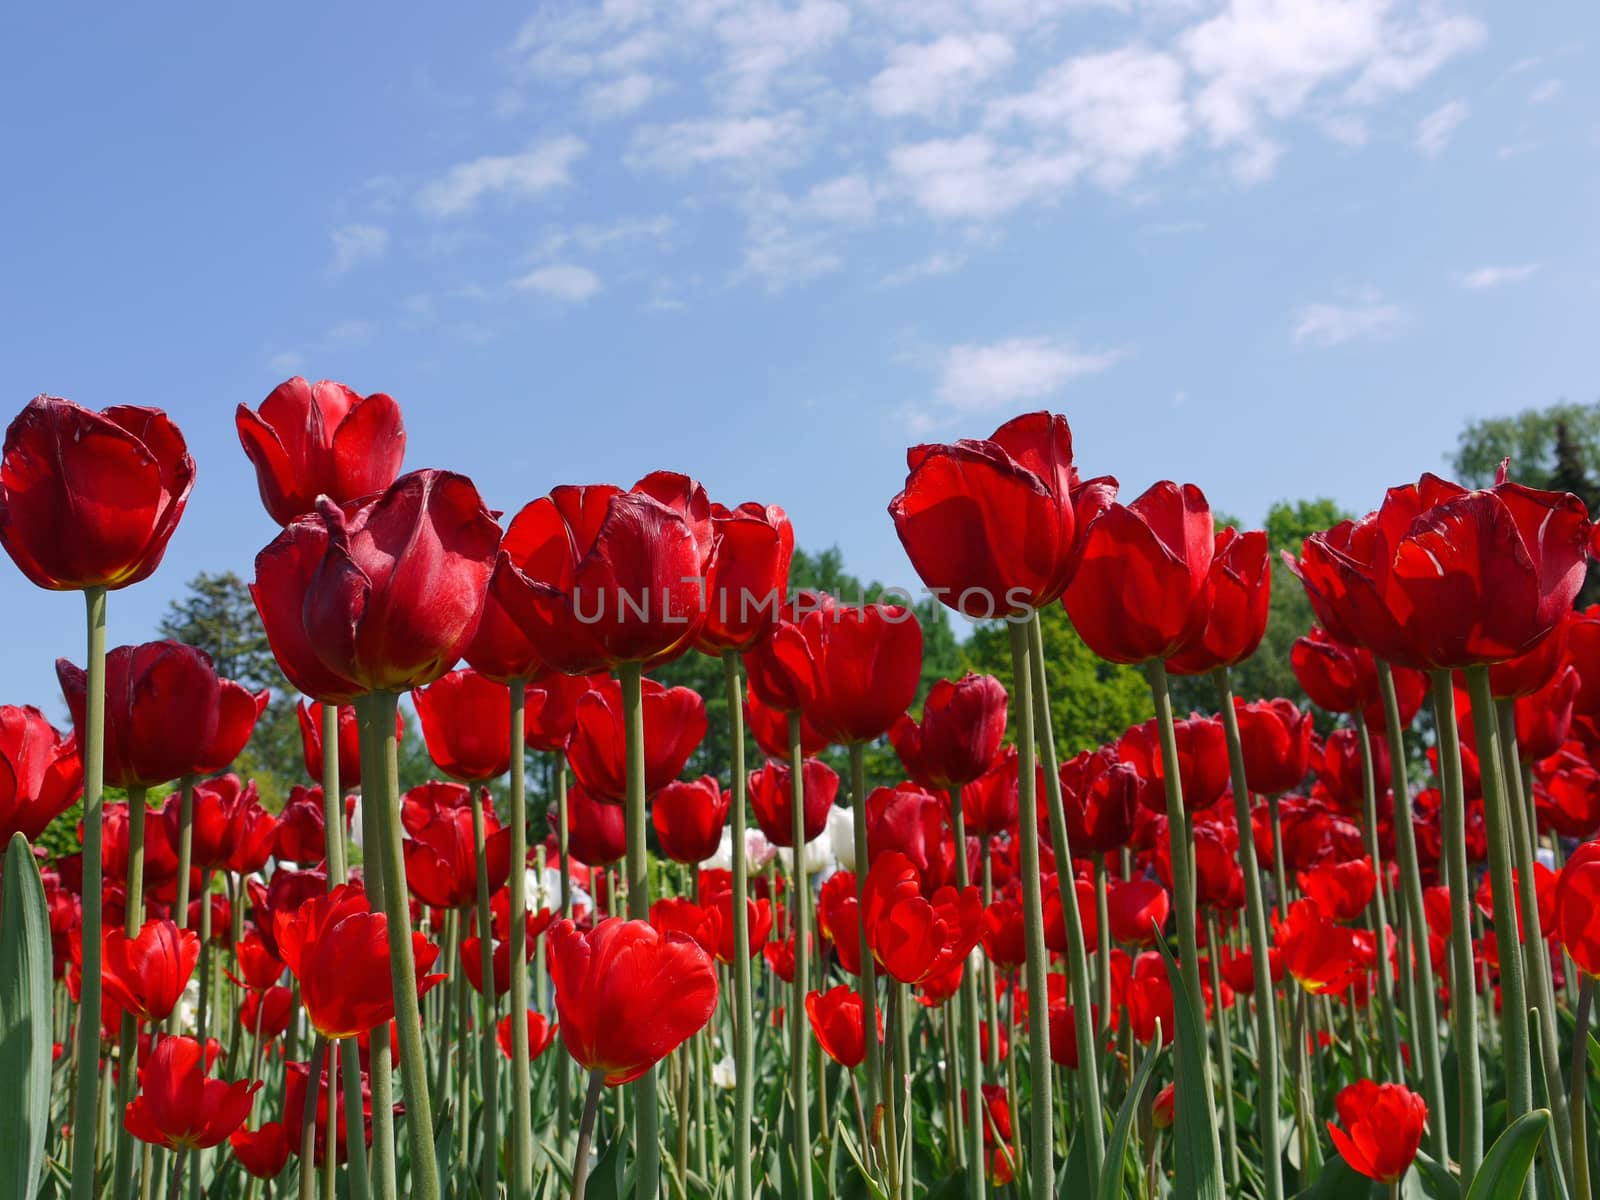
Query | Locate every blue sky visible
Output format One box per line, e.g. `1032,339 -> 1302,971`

2,1 -> 1597,716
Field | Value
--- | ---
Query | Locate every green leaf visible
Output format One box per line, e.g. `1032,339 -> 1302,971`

585,1135 -> 629,1200
1411,1150 -> 1460,1200
1291,1155 -> 1385,1199
1099,1023 -> 1167,1200
0,834 -> 52,1200
1152,934 -> 1225,1200
1464,1109 -> 1549,1200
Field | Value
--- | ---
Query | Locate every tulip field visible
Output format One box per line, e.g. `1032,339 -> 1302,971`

4,387 -> 1600,1200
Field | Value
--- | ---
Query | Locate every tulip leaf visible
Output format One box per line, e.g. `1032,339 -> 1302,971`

585,1134 -> 629,1200
1099,1021 -> 1167,1200
1290,1155 -> 1385,1199
0,834 -> 51,1200
1463,1109 -> 1549,1200
1411,1150 -> 1461,1200
1152,933 -> 1225,1200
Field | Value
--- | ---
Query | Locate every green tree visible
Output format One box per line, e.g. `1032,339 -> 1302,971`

1453,400 -> 1600,489
159,571 -> 303,807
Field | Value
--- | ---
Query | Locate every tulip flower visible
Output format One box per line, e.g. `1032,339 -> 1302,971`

817,871 -> 863,975
1105,878 -> 1170,946
1516,665 -> 1579,763
964,746 -> 1023,838
860,851 -> 983,986
1057,744 -> 1140,855
402,788 -> 512,910
414,668 -> 525,781
296,701 -> 397,791
274,884 -> 445,1040
246,869 -> 328,959
1298,858 -> 1378,922
547,917 -> 719,1086
0,396 -> 194,591
1276,899 -> 1366,994
230,1122 -> 292,1179
238,986 -> 294,1040
1555,840 -> 1600,977
57,642 -> 225,790
648,897 -> 721,957
981,898 -> 1028,969
1233,699 -> 1314,796
561,783 -> 628,868
124,1035 -> 260,1151
748,758 -> 839,848
805,987 -> 871,1068
651,776 -> 729,864
710,893 -> 773,965
1327,1080 -> 1428,1184
272,786 -> 339,866
865,782 -> 958,894
693,501 -> 795,653
889,673 -> 1008,789
566,677 -> 707,802
101,919 -> 200,1023
0,704 -> 82,844
235,376 -> 405,525
227,931 -> 284,991
745,690 -> 828,760
1119,714 -> 1229,814
497,1011 -> 559,1062
1165,527 -> 1271,675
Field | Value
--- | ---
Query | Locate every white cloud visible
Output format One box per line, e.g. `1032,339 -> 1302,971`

1528,78 -> 1563,105
324,319 -> 378,346
890,133 -> 1081,220
714,0 -> 852,110
534,215 -> 675,260
1416,98 -> 1469,157
329,224 -> 389,275
804,174 -> 879,223
1292,291 -> 1404,348
869,33 -> 1015,119
586,72 -> 662,118
1342,14 -> 1485,105
1458,264 -> 1540,290
741,225 -> 843,289
418,137 -> 586,218
934,336 -> 1124,412
879,251 -> 968,286
627,114 -> 805,172
512,264 -> 604,302
267,351 -> 305,374
988,45 -> 1188,187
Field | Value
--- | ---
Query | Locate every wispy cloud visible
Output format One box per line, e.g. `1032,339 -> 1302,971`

1293,291 -> 1405,348
418,137 -> 585,218
1416,99 -> 1469,157
1458,263 -> 1540,290
878,251 -> 967,287
1528,78 -> 1563,105
512,264 -> 603,302
932,336 -> 1125,413
330,223 -> 389,275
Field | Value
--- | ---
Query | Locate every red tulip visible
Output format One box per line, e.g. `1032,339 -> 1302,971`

230,1122 -> 292,1179
1315,727 -> 1388,815
748,758 -> 839,848
1046,1001 -> 1097,1068
412,668 -> 519,781
1517,665 -> 1580,763
1233,699 -> 1314,796
253,515 -> 364,703
300,471 -> 501,694
560,783 -> 627,867
0,704 -> 82,844
124,1035 -> 259,1150
763,935 -> 798,983
709,892 -> 773,965
745,690 -> 828,760
1165,527 -> 1271,675
648,897 -> 720,957
235,377 -> 405,526
58,641 -> 224,789
102,919 -> 199,1023
805,986 -> 871,1068
524,670 -> 602,753
402,787 -> 511,910
566,676 -> 706,802
271,786 -> 346,867
694,501 -> 794,654
860,850 -> 983,986
747,596 -> 923,745
1116,950 -> 1176,1046
228,931 -> 284,991
1120,714 -> 1229,814
295,702 -> 372,791
1298,858 -> 1377,922
1555,840 -> 1600,977
461,931 -> 534,998
890,673 -> 1008,790
283,1056 -> 372,1164
888,411 -> 1110,616
980,898 -> 1028,969
238,985 -> 294,1040
1064,481 -> 1214,665
1536,753 -> 1600,840
1153,1083 -> 1176,1128
219,779 -> 280,875
651,776 -> 729,864
1296,471 -> 1589,669
275,884 -> 444,1040
1327,1079 -> 1427,1183
1057,744 -> 1141,855
497,1011 -> 558,1062
1276,899 -> 1366,994
492,475 -> 714,674
1105,878 -> 1170,946
547,916 -> 719,1085
1474,863 -> 1555,942
0,396 -> 193,591
866,782 -> 957,894
963,747 -> 1023,837
817,871 -> 863,975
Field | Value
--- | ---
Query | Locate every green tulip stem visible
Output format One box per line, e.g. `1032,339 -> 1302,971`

355,706 -> 397,1200
556,749 -> 573,1145
947,782 -> 987,1200
1377,663 -> 1449,1164
1430,670 -> 1482,1183
1213,666 -> 1283,1200
619,661 -> 660,1200
571,1068 -> 606,1200
1006,618 -> 1053,1200
71,586 -> 108,1200
849,741 -> 883,1122
172,777 -> 195,932
297,1036 -> 328,1200
112,785 -> 148,1200
471,786 -> 500,1200
785,711 -> 814,1200
360,690 -> 439,1200
1351,711 -> 1402,1075
722,651 -> 755,1200
506,678 -> 534,1200
1571,975 -> 1594,1200
1462,666 -> 1533,1122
